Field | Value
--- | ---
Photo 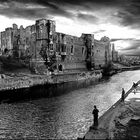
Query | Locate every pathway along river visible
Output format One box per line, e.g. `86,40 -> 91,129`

0,70 -> 140,139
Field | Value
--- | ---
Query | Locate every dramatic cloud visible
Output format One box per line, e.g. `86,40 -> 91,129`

0,0 -> 130,22
92,29 -> 106,34
0,1 -> 73,19
115,39 -> 140,55
116,11 -> 140,28
1,0 -> 140,28
76,13 -> 99,24
121,40 -> 140,51
114,0 -> 140,28
1,0 -> 140,55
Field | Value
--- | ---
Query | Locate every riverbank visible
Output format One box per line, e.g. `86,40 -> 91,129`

83,80 -> 140,140
1,62 -> 140,92
0,70 -> 102,91
0,70 -> 102,101
109,97 -> 140,139
102,63 -> 140,76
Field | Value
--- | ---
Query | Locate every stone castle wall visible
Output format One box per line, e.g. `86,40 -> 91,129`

0,18 -> 113,74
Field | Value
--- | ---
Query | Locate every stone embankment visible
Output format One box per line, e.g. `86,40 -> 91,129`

0,70 -> 102,92
103,63 -> 140,76
113,63 -> 140,72
83,80 -> 140,140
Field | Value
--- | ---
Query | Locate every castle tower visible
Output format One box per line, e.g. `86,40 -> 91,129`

33,19 -> 56,74
112,43 -> 118,62
112,43 -> 115,52
81,34 -> 94,69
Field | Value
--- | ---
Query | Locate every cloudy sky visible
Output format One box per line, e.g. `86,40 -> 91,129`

0,0 -> 140,55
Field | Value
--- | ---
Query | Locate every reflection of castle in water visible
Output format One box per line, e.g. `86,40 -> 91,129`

0,19 -> 118,74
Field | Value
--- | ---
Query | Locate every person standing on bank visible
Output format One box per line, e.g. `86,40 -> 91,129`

132,82 -> 138,94
92,105 -> 99,127
121,88 -> 125,102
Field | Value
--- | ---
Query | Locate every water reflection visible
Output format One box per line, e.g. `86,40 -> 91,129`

0,70 -> 140,139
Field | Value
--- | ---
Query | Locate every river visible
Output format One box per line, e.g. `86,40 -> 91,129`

0,70 -> 140,139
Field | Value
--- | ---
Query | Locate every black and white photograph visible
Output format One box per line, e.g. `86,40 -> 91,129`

0,0 -> 140,139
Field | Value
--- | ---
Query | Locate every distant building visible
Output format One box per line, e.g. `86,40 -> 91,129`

112,43 -> 118,62
1,31 -> 6,54
118,55 -> 140,66
0,32 -> 1,55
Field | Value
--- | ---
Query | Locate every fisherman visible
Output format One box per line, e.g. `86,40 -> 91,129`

132,82 -> 138,94
121,88 -> 125,102
92,105 -> 99,127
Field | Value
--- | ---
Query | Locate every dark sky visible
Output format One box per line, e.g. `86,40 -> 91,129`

0,0 -> 140,26
0,0 -> 140,55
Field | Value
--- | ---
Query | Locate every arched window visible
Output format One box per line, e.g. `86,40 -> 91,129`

82,47 -> 84,55
58,64 -> 63,71
71,45 -> 74,54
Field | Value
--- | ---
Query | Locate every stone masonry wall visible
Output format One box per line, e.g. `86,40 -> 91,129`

94,39 -> 106,68
0,18 -> 113,74
55,33 -> 87,71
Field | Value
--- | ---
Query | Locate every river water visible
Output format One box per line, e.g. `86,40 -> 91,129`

0,70 -> 140,139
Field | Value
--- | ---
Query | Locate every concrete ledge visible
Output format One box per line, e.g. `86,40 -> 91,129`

83,80 -> 140,140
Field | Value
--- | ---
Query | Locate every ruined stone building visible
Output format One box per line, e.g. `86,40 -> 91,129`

0,32 -> 1,55
112,43 -> 118,62
0,18 -> 112,73
1,31 -> 6,53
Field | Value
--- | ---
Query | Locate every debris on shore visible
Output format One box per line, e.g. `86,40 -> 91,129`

110,99 -> 140,140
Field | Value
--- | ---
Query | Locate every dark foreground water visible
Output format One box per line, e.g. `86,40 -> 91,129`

0,70 -> 140,139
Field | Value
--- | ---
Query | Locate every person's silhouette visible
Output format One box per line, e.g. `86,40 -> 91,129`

121,88 -> 125,102
92,105 -> 99,127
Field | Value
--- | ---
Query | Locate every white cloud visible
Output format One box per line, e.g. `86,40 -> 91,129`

0,15 -> 34,31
